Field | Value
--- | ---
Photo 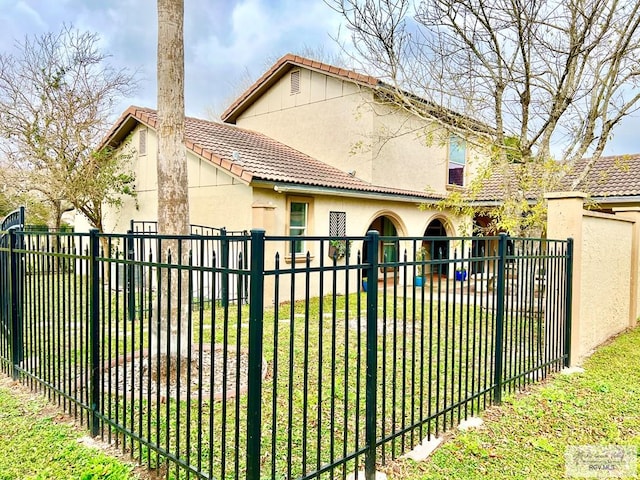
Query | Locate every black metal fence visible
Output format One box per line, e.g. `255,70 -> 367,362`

0,207 -> 25,376
0,225 -> 572,479
130,220 -> 249,306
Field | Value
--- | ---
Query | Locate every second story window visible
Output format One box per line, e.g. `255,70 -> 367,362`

448,133 -> 466,186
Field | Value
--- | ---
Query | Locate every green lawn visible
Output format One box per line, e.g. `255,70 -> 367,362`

0,376 -> 138,480
17,272 -> 551,479
4,323 -> 639,480
385,325 -> 640,479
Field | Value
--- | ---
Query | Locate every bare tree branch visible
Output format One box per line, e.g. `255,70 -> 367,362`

0,25 -> 137,230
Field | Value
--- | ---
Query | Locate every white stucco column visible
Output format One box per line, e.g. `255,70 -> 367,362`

545,192 -> 587,366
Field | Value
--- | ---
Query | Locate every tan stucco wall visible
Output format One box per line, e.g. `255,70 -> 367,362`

547,192 -> 637,364
236,70 -> 375,183
100,125 -> 253,233
234,67 -> 491,195
614,208 -> 640,327
580,213 -> 632,356
369,104 -> 491,194
251,186 -> 465,239
249,184 -> 466,303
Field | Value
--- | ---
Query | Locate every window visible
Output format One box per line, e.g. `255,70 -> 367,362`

290,70 -> 300,94
288,198 -> 309,254
139,128 -> 147,155
448,134 -> 466,186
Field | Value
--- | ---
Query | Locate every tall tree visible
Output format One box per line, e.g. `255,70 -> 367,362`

156,0 -> 191,359
328,0 -> 640,233
0,26 -> 136,232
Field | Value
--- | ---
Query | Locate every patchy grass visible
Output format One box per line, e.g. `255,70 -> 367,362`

0,376 -> 139,480
384,326 -> 640,479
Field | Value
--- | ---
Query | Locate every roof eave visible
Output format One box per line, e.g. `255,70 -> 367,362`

251,180 -> 441,203
98,105 -> 157,151
591,195 -> 640,204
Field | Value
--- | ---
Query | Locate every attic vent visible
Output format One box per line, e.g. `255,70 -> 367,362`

290,70 -> 300,94
139,128 -> 147,155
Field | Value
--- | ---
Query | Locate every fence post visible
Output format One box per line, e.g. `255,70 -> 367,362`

8,229 -> 23,379
246,229 -> 265,479
493,233 -> 508,404
365,230 -> 379,479
89,229 -> 101,437
564,238 -> 574,367
221,227 -> 229,307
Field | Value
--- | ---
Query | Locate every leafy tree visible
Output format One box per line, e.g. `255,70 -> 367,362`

0,25 -> 136,232
64,146 -> 135,234
328,0 -> 640,233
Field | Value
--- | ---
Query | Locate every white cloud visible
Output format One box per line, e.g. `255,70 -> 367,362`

14,1 -> 48,30
0,0 -> 633,154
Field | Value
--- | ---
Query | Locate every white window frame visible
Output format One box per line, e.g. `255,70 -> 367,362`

286,196 -> 313,260
448,133 -> 466,186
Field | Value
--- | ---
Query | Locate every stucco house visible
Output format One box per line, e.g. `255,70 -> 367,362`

100,54 -> 494,270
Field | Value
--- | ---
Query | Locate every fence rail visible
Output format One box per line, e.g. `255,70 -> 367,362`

0,225 -> 572,479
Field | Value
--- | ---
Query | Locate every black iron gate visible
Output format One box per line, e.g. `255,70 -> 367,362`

0,207 -> 25,377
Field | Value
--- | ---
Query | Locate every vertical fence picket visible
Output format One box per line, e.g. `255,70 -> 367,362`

365,230 -> 379,480
564,238 -> 574,367
493,233 -> 508,405
89,229 -> 101,437
8,229 -> 21,379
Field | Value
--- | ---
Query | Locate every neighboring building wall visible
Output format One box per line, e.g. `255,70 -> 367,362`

546,192 -> 639,365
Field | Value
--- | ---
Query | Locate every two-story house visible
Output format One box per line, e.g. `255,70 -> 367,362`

99,54 -> 493,272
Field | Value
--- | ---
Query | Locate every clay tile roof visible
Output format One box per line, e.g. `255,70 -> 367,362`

561,154 -> 640,197
473,154 -> 640,203
221,53 -> 380,123
111,106 -> 439,200
472,161 -> 567,203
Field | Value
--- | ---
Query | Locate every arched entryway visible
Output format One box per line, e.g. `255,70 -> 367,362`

367,215 -> 399,262
362,215 -> 400,284
471,216 -> 492,274
423,218 -> 449,277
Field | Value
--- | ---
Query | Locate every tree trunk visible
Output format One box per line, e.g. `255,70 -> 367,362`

155,0 -> 190,359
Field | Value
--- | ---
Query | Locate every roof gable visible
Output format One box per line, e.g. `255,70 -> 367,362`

221,54 -> 380,124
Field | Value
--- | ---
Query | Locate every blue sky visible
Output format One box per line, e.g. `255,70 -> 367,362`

0,0 -> 636,156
